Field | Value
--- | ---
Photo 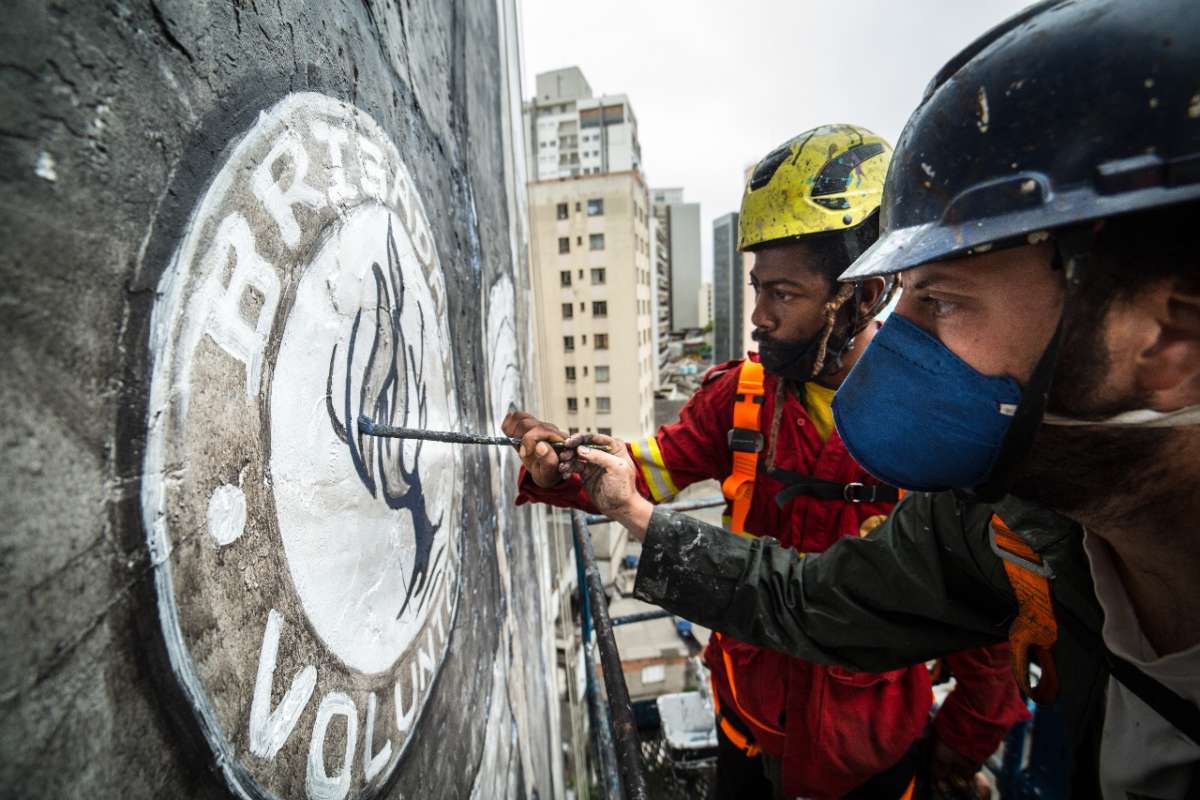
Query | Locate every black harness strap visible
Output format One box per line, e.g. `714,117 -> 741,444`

766,466 -> 901,507
1105,650 -> 1200,746
1039,579 -> 1200,747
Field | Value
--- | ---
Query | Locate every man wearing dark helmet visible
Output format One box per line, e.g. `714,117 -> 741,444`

560,1 -> 1200,796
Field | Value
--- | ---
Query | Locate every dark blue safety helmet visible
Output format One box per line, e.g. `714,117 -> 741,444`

842,0 -> 1200,281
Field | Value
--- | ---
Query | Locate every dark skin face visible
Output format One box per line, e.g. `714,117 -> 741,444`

750,239 -> 885,388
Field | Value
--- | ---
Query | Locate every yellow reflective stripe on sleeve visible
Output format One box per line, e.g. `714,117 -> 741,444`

630,437 -> 680,502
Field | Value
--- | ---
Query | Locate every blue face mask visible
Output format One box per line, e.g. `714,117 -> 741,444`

831,313 -> 1023,493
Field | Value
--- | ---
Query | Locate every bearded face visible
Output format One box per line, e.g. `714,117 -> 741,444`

1009,289 -> 1175,526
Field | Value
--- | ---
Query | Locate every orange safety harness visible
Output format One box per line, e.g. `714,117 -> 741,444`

721,360 -> 902,531
714,361 -> 778,754
710,672 -> 763,757
991,518 -> 1200,744
721,360 -> 766,534
989,514 -> 1060,704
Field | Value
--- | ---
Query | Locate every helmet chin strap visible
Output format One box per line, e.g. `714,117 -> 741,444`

1043,405 -> 1200,428
964,226 -> 1093,503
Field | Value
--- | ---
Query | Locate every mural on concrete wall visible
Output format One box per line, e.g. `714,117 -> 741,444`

1,1 -> 558,797
142,92 -> 465,799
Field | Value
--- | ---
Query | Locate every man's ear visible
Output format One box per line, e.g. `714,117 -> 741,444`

856,277 -> 887,316
1134,278 -> 1200,410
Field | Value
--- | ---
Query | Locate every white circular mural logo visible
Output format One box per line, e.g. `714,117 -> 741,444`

141,92 -> 461,799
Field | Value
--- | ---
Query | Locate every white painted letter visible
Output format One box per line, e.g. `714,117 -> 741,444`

357,137 -> 388,201
362,692 -> 392,782
388,161 -> 417,233
252,134 -> 323,249
394,662 -> 418,733
306,692 -> 358,800
198,212 -> 281,401
309,119 -> 357,205
249,609 -> 317,759
417,628 -> 437,689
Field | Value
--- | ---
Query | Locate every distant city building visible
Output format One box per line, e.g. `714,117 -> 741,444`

528,173 -> 655,439
523,67 -> 642,181
698,281 -> 713,329
742,247 -> 757,353
712,211 -> 744,362
650,188 -> 701,332
649,211 -> 670,375
741,164 -> 758,353
524,67 -> 659,795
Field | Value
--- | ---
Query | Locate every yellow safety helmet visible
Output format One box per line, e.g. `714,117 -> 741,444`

738,124 -> 892,251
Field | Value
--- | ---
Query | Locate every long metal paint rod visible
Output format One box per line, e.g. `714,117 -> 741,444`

357,415 -> 611,452
572,509 -> 650,800
573,511 -> 623,800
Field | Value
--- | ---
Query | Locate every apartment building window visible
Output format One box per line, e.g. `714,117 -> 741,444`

582,335 -> 588,345
591,268 -> 606,285
576,235 -> 583,246
583,366 -> 589,376
562,303 -> 573,319
565,366 -> 576,382
592,301 -> 607,317
595,366 -> 610,383
558,237 -> 569,254
596,396 -> 611,413
595,334 -> 609,350
567,397 -> 578,412
585,398 -> 590,408
559,270 -> 571,287
569,427 -> 579,434
575,202 -> 581,212
589,233 -> 605,251
598,427 -> 612,436
556,202 -> 568,220
563,336 -> 575,352
587,198 -> 604,216
578,269 -> 583,279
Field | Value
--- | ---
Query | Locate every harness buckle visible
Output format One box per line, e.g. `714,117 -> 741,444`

842,482 -> 871,502
727,428 -> 764,453
988,529 -> 1055,578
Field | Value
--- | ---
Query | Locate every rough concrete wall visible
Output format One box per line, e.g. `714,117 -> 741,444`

0,1 -> 554,798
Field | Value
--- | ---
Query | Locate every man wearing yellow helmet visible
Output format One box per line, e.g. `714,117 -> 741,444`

504,125 -> 1027,798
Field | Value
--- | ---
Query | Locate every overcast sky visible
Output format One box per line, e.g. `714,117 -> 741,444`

519,0 -> 1034,279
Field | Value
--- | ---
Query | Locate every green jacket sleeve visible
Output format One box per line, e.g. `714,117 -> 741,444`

633,491 -> 1021,672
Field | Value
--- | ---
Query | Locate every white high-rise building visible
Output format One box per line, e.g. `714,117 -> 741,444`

525,68 -> 655,441
523,67 -> 643,181
741,164 -> 758,354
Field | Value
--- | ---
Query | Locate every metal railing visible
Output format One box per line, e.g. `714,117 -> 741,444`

569,495 -> 725,800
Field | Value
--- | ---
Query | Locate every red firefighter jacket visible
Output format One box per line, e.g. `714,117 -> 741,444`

517,356 -> 1030,798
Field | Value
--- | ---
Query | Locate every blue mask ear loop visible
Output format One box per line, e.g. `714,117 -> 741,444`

963,226 -> 1093,503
